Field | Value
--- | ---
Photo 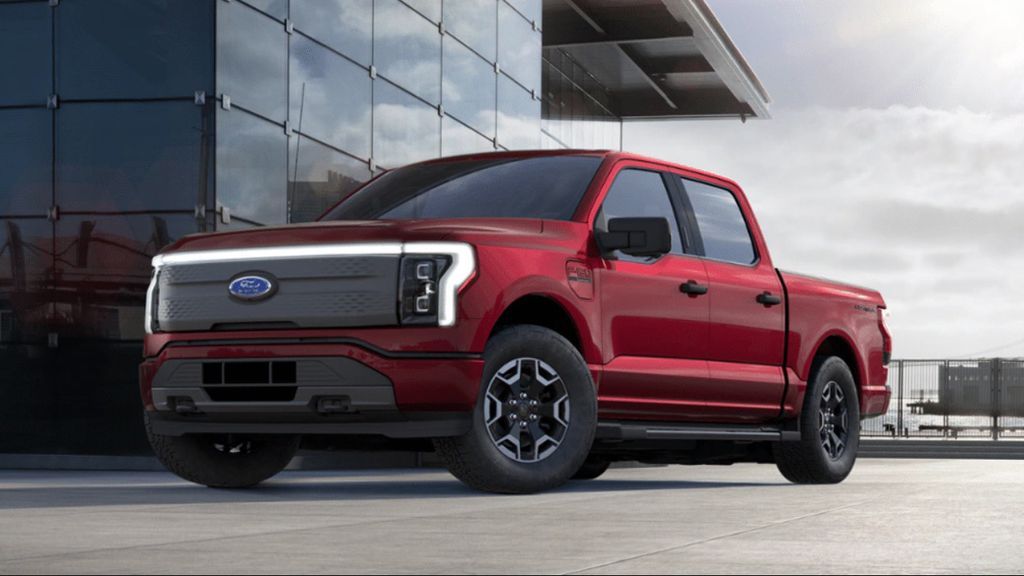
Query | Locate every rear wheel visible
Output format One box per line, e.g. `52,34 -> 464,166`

145,412 -> 300,488
434,325 -> 597,494
774,356 -> 860,484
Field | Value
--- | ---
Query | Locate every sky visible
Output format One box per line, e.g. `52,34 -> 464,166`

623,0 -> 1024,359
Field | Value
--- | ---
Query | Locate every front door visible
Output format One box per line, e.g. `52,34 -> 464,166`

595,166 -> 711,421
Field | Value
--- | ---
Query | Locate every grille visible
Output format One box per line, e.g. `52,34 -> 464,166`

156,255 -> 400,332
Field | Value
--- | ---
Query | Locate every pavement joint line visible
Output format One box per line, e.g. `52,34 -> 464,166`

560,498 -> 877,575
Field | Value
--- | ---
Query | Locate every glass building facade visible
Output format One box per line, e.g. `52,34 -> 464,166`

0,0 -> 624,455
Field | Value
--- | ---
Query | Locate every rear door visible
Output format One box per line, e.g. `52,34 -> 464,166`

673,175 -> 786,421
594,165 -> 711,421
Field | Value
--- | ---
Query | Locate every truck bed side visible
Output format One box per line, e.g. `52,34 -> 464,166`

779,270 -> 890,418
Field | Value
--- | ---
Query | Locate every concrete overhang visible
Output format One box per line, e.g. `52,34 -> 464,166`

542,0 -> 771,120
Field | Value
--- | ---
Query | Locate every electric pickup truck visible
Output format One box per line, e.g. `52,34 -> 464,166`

140,150 -> 892,493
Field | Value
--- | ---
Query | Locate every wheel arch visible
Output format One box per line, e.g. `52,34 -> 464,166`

489,293 -> 584,352
809,332 -> 863,394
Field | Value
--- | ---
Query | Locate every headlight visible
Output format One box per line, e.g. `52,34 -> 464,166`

402,242 -> 476,327
399,255 -> 450,325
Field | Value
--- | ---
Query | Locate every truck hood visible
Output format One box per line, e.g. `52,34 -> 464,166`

161,218 -> 546,254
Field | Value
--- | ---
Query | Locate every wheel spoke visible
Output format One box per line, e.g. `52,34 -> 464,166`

819,380 -> 850,460
829,430 -> 845,457
484,392 -> 503,426
495,431 -> 523,461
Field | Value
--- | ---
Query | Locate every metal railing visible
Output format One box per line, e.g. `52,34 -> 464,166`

862,359 -> 1024,440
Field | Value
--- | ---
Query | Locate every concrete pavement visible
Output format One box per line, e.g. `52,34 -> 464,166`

0,459 -> 1022,574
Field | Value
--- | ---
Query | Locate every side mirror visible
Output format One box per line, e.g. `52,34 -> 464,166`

596,217 -> 672,258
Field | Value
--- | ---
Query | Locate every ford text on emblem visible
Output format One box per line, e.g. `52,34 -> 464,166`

228,275 -> 276,301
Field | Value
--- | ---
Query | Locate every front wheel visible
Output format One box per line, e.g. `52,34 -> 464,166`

774,356 -> 860,484
434,325 -> 597,494
145,412 -> 300,488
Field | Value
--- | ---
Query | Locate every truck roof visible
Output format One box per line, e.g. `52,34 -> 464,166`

414,149 -> 743,191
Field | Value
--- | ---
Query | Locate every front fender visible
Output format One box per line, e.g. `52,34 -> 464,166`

458,245 -> 601,364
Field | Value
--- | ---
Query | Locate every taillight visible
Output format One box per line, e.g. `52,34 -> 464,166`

878,308 -> 892,365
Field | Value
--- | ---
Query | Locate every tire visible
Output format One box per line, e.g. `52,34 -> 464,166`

572,456 -> 610,480
774,356 -> 860,484
145,412 -> 300,488
434,325 -> 597,494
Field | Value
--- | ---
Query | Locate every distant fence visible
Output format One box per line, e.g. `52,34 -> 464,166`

862,359 -> 1024,440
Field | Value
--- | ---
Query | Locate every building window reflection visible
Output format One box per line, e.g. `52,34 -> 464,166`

541,50 -> 622,150
0,0 -> 551,456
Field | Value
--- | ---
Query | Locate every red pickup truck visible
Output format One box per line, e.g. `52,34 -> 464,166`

140,150 -> 891,494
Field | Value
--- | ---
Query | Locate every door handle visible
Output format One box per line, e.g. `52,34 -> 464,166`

756,291 -> 782,306
679,280 -> 709,296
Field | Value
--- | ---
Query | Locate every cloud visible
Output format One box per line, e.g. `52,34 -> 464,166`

625,106 -> 1024,358
707,0 -> 1024,114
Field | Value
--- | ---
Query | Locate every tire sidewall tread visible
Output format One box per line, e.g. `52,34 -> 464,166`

774,356 -> 861,484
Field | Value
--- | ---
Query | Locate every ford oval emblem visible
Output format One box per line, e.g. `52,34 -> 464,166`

228,274 -> 276,301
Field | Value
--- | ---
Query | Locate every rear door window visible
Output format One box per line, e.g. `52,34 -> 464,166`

681,178 -> 756,265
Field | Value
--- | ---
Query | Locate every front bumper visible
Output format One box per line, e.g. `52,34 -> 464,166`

140,339 -> 484,438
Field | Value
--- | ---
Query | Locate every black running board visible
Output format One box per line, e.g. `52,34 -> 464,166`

597,421 -> 800,443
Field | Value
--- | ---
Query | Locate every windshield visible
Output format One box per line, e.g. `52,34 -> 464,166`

321,155 -> 603,221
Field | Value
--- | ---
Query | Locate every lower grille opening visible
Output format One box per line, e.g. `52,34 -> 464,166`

204,386 -> 297,402
202,361 -> 297,385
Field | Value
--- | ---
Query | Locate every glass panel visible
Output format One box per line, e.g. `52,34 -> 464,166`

402,0 -> 441,22
373,80 -> 440,169
599,169 -> 683,261
374,0 -> 441,105
0,218 -> 53,344
244,0 -> 287,19
682,178 -> 757,265
0,2 -> 51,107
217,110 -> 287,228
0,217 -> 54,452
291,0 -> 373,66
290,35 -> 372,159
57,0 -> 212,100
324,155 -> 602,221
505,0 -> 541,25
0,335 -> 56,453
218,0 -> 287,121
288,136 -> 372,223
0,109 -> 52,216
443,37 -> 496,137
498,1 -> 540,94
56,102 -> 209,212
444,0 -> 497,63
497,75 -> 539,149
442,117 -> 494,157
